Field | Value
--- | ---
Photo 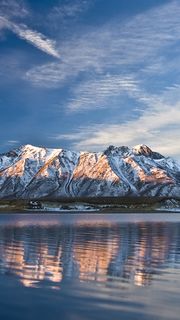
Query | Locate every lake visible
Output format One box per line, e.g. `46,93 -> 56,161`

0,213 -> 180,320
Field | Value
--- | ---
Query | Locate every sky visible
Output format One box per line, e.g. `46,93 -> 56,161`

0,0 -> 180,159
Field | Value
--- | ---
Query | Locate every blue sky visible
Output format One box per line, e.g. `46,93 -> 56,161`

0,0 -> 180,159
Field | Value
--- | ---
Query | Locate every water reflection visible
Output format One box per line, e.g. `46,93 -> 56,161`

0,215 -> 180,289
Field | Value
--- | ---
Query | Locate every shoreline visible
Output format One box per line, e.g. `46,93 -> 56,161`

0,208 -> 180,214
0,197 -> 180,214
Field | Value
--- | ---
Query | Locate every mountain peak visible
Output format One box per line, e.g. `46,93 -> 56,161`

21,144 -> 44,150
132,144 -> 153,156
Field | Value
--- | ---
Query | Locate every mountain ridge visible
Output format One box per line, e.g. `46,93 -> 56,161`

0,144 -> 179,199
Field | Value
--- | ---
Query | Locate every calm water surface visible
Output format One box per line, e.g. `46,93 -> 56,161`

0,213 -> 180,320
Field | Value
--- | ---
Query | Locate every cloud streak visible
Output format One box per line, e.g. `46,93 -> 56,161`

55,85 -> 180,159
50,0 -> 92,21
67,75 -> 140,111
11,22 -> 60,58
0,1 -> 60,58
0,0 -> 28,18
26,1 -> 180,88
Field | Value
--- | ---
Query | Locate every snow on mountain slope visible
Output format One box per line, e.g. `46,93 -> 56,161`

70,152 -> 127,196
0,144 -> 179,199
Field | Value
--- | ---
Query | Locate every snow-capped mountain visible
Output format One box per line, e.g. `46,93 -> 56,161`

0,144 -> 179,199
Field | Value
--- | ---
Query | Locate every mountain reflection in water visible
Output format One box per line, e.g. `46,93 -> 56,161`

0,214 -> 180,289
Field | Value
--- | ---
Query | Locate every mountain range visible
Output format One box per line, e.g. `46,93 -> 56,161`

0,144 -> 179,199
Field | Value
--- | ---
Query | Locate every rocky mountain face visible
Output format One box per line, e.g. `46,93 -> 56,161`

0,144 -> 179,199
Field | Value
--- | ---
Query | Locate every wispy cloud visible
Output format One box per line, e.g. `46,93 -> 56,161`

26,1 -> 180,88
67,75 -> 140,111
0,16 -> 9,30
0,17 -> 60,58
11,23 -> 60,58
55,85 -> 180,158
0,0 -> 28,18
6,140 -> 20,146
46,0 -> 94,36
0,0 -> 60,58
50,0 -> 92,21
